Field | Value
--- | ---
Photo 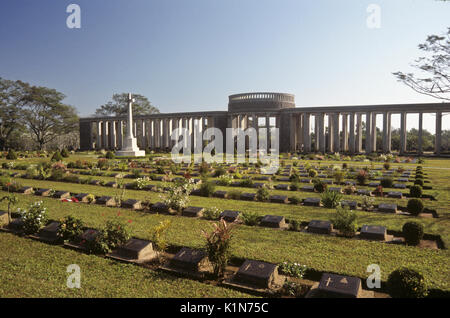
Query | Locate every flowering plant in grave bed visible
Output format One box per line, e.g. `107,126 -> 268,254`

17,201 -> 48,235
278,261 -> 308,278
160,178 -> 197,212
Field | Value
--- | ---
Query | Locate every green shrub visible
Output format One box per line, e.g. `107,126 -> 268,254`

289,196 -> 301,205
213,167 -> 226,177
278,261 -> 307,278
333,170 -> 346,184
356,170 -> 368,186
61,148 -> 70,158
203,219 -> 234,278
85,194 -> 96,204
51,151 -> 63,162
407,199 -> 424,216
308,169 -> 318,178
288,219 -> 301,231
6,149 -> 17,160
57,215 -> 84,242
414,179 -> 424,187
387,267 -> 428,298
402,222 -> 424,246
105,151 -> 115,159
227,189 -> 242,200
313,179 -> 327,193
256,187 -> 270,202
241,211 -> 261,226
331,206 -> 357,237
239,179 -> 253,188
409,185 -> 423,198
18,201 -> 48,235
290,181 -> 299,191
203,207 -> 222,220
320,190 -> 343,209
199,180 -> 216,197
380,177 -> 393,188
383,162 -> 390,170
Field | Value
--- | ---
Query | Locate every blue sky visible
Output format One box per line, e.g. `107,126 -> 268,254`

0,0 -> 449,132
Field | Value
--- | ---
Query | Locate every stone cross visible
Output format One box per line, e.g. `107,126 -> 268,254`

127,93 -> 135,138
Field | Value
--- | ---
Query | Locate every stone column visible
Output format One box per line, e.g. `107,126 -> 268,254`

418,112 -> 423,155
349,113 -> 355,154
96,121 -> 101,149
387,114 -> 392,153
327,114 -> 334,153
117,120 -> 123,149
356,114 -> 363,153
382,112 -> 389,153
365,112 -> 372,154
296,114 -> 302,151
342,114 -> 348,152
333,113 -> 340,153
371,113 -> 377,152
400,112 -> 407,155
109,121 -> 116,149
102,121 -> 107,149
435,111 -> 442,155
303,113 -> 311,152
318,113 -> 325,153
314,115 -> 320,152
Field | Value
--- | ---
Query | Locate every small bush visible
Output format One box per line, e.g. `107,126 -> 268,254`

58,215 -> 84,242
407,199 -> 424,216
308,169 -> 318,178
288,219 -> 301,231
313,179 -> 327,193
199,180 -> 216,197
383,162 -> 390,170
387,267 -> 428,298
203,207 -> 222,220
51,151 -> 63,162
105,151 -> 115,159
289,196 -> 301,205
256,187 -> 270,202
85,194 -> 96,204
241,211 -> 261,226
380,177 -> 393,188
61,148 -> 70,158
331,206 -> 357,237
6,149 -> 17,160
213,167 -> 227,177
414,179 -> 424,187
356,170 -> 368,186
320,190 -> 343,209
227,189 -> 242,200
203,219 -> 234,278
409,185 -> 423,198
239,179 -> 253,188
18,201 -> 48,235
278,261 -> 307,278
402,222 -> 424,246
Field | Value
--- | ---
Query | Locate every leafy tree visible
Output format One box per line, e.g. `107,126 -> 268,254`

393,27 -> 450,101
95,93 -> 159,116
21,85 -> 79,150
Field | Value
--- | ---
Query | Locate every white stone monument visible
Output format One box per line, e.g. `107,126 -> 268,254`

115,93 -> 146,157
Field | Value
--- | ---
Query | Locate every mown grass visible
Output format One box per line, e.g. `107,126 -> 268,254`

0,232 -> 250,298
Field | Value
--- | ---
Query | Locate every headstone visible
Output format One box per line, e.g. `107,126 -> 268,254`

234,260 -> 279,289
35,188 -> 51,196
220,210 -> 240,222
182,206 -> 204,217
89,180 -> 101,185
253,183 -> 265,188
53,191 -> 70,199
151,202 -> 169,213
18,186 -> 33,194
269,195 -> 289,204
38,221 -> 60,241
260,215 -> 286,228
213,190 -> 228,198
8,218 -> 23,230
357,189 -> 372,196
275,184 -> 290,190
170,247 -> 210,272
359,225 -> 387,241
307,220 -> 333,234
277,177 -> 290,182
378,203 -> 397,213
323,180 -> 334,184
300,179 -> 311,183
340,200 -> 357,210
387,191 -> 403,199
368,182 -> 380,187
397,178 -> 409,183
303,197 -> 321,207
113,238 -> 156,261
74,193 -> 94,203
345,181 -> 356,186
240,193 -> 256,201
121,199 -> 142,210
96,196 -> 116,206
317,273 -> 362,298
393,184 -> 406,189
143,184 -> 156,191
0,211 -> 9,226
302,185 -> 315,192
329,187 -> 342,193
105,181 -> 118,188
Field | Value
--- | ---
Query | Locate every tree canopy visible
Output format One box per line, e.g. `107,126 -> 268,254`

95,93 -> 160,116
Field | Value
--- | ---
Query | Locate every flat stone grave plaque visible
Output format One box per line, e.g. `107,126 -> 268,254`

170,247 -> 209,272
77,229 -> 100,248
318,174 -> 327,178
8,218 -> 23,231
277,177 -> 290,182
378,203 -> 397,213
357,189 -> 372,196
153,176 -> 164,181
373,177 -> 381,180
18,186 -> 33,194
220,210 -> 240,222
74,193 -> 93,203
317,273 -> 362,298
105,181 -> 118,188
302,185 -> 315,192
260,215 -> 286,228
303,197 -> 321,206
53,191 -> 70,199
96,196 -> 116,206
191,189 -> 202,196
299,173 -> 309,177
359,225 -> 387,241
369,182 -> 380,187
0,211 -> 9,226
252,183 -> 265,188
113,238 -> 156,261
89,180 -> 101,185
397,178 -> 409,182
275,184 -> 289,190
35,188 -> 51,196
234,260 -> 279,289
37,221 -> 61,241
329,187 -> 342,193
323,180 -> 333,184
143,184 -> 155,191
269,195 -> 288,204
240,193 -> 256,201
182,206 -> 204,217
255,176 -> 271,181
231,181 -> 241,187
151,202 -> 169,213
393,184 -> 406,189
307,220 -> 333,234
280,173 -> 290,177
121,199 -> 142,210
345,181 -> 356,186
387,191 -> 403,199
213,190 -> 228,198
300,179 -> 311,183
340,200 -> 357,210
190,172 -> 199,177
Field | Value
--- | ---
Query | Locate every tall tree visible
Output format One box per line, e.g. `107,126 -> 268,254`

0,78 -> 27,150
95,93 -> 159,116
22,85 -> 79,150
393,27 -> 450,101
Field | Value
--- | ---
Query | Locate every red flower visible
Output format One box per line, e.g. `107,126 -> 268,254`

128,220 -> 132,223
117,211 -> 121,216
71,197 -> 79,203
